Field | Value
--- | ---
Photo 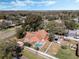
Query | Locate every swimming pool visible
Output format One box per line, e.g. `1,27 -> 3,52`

35,42 -> 43,48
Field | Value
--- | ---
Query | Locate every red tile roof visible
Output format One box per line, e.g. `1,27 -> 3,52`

23,30 -> 48,43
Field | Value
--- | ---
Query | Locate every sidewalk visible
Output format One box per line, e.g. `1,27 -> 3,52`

24,46 -> 59,59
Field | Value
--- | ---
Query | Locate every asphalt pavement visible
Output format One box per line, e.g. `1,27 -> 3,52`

0,26 -> 21,40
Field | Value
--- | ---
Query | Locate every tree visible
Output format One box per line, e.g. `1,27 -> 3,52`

45,21 -> 66,35
0,38 -> 24,59
16,28 -> 25,39
64,20 -> 76,30
0,14 -> 6,19
22,14 -> 43,31
17,14 -> 43,39
46,16 -> 58,21
0,39 -> 17,59
48,32 -> 54,42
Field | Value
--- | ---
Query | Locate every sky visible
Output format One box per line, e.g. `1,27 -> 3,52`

0,0 -> 79,10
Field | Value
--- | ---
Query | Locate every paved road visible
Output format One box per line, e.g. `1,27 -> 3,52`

64,36 -> 79,41
0,28 -> 16,40
0,26 -> 21,40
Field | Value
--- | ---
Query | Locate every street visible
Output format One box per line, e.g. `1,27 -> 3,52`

0,26 -> 21,40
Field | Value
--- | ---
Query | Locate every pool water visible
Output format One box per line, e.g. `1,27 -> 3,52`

35,42 -> 43,48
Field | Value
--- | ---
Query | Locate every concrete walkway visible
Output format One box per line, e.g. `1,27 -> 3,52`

25,46 -> 59,59
44,42 -> 53,53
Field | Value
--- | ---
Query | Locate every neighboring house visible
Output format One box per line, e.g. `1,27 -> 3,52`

19,16 -> 26,23
2,20 -> 17,27
0,19 -> 4,23
23,30 -> 49,48
76,30 -> 79,39
0,19 -> 4,29
0,20 -> 12,28
54,19 -> 62,24
68,30 -> 76,37
68,30 -> 79,39
3,20 -> 15,27
17,41 -> 24,48
73,18 -> 79,23
54,19 -> 66,29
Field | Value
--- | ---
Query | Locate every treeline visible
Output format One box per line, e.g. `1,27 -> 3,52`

0,11 -> 79,20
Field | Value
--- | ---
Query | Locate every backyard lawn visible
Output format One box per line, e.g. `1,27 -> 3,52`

23,49 -> 45,59
56,48 -> 79,59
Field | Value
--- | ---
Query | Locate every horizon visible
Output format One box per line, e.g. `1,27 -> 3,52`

0,10 -> 79,11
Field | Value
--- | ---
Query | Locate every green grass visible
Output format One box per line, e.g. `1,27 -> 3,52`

56,48 -> 79,59
23,49 -> 45,59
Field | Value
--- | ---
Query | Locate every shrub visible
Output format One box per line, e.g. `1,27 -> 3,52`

24,42 -> 32,47
61,45 -> 67,49
16,28 -> 25,39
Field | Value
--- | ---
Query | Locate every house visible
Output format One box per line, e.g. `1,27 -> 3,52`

0,19 -> 4,23
54,19 -> 62,24
76,30 -> 79,39
2,20 -> 15,27
73,18 -> 79,23
68,30 -> 76,37
19,16 -> 27,23
68,30 -> 79,39
23,30 -> 48,43
17,41 -> 24,48
64,30 -> 79,41
23,30 -> 49,48
0,19 -> 4,29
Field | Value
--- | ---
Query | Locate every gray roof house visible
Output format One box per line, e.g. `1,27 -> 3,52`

68,30 -> 79,39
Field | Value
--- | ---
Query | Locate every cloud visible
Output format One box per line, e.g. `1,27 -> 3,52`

0,0 -> 56,7
75,0 -> 79,3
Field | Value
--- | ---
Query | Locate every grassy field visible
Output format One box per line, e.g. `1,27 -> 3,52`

23,49 -> 45,59
56,48 -> 79,59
